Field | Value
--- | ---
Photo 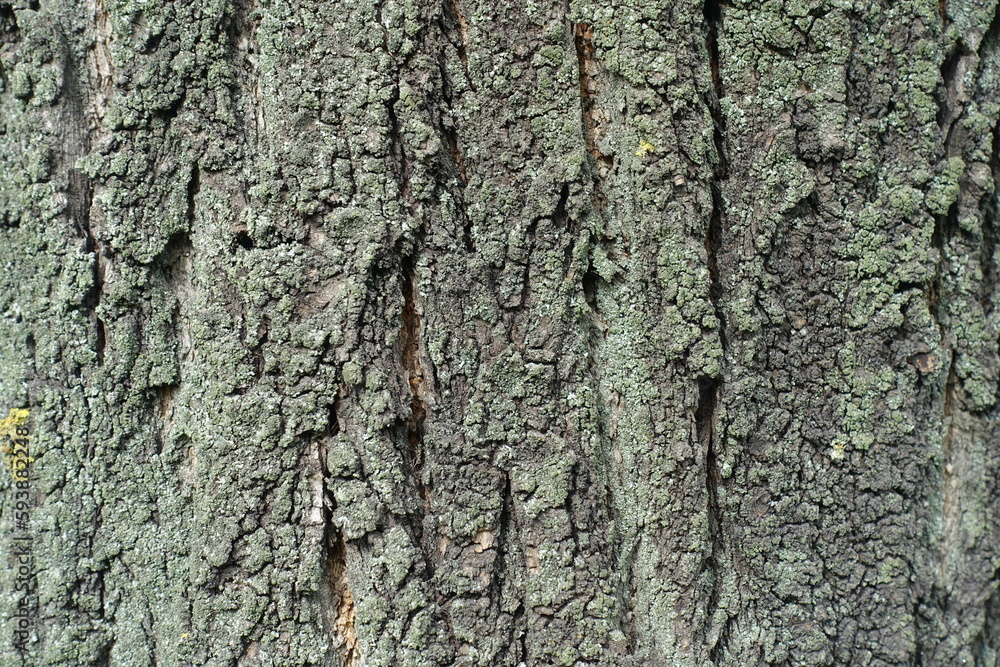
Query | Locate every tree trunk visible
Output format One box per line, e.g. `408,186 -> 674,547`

1,0 -> 999,664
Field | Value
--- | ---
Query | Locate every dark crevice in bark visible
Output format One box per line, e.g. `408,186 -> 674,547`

449,0 -> 469,68
618,535 -> 641,652
491,471 -> 519,652
931,202 -> 958,277
386,87 -> 413,209
232,230 -> 255,251
704,0 -> 728,357
316,401 -> 360,667
981,206 -> 998,315
706,184 -> 726,324
93,318 -> 106,366
400,255 -> 428,536
444,123 -> 468,187
326,516 -> 361,666
151,87 -> 187,124
937,43 -> 968,156
574,22 -> 614,183
582,267 -> 600,317
572,16 -> 614,398
155,235 -> 198,465
158,227 -> 193,437
154,384 -> 175,457
983,2 -> 1000,56
563,463 -> 582,563
93,639 -> 113,667
554,182 -> 570,230
75,168 -> 100,303
702,0 -> 729,658
696,373 -> 725,652
401,257 -> 426,469
928,191 -> 957,399
249,316 -> 268,380
227,0 -> 266,145
515,603 -> 528,665
434,54 -> 473,252
702,0 -> 728,358
0,3 -> 19,43
77,162 -> 107,368
573,16 -> 620,591
572,20 -> 610,329
704,0 -> 728,180
494,471 -> 513,582
983,118 -> 1000,318
461,209 -> 474,252
443,0 -> 475,90
973,567 -> 1000,665
328,392 -> 341,438
61,36 -> 109,370
186,161 -> 200,229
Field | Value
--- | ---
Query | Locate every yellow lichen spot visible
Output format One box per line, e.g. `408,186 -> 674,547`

0,409 -> 29,440
635,139 -> 655,157
181,633 -> 189,639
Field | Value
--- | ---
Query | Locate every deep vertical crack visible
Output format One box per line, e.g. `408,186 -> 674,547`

574,23 -> 614,182
317,396 -> 362,667
386,86 -> 414,211
434,52 -> 473,251
702,0 -> 729,659
704,0 -> 728,180
327,522 -> 361,667
61,32 -> 108,365
0,3 -> 20,41
400,256 -> 428,531
445,0 -> 475,90
185,162 -> 200,228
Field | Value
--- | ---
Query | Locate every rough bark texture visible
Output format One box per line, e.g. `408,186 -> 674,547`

1,0 -> 999,664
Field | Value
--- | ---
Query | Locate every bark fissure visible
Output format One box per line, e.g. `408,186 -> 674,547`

702,0 -> 729,656
938,43 -> 969,157
159,229 -> 194,378
61,31 -> 109,373
228,0 -> 264,141
704,0 -> 728,179
8,0 -> 1000,663
386,87 -> 415,212
88,0 -> 114,124
972,566 -> 1000,663
697,373 -> 725,646
574,22 -> 613,181
573,19 -> 611,326
434,53 -> 473,252
315,407 -> 361,667
400,255 -> 428,524
444,0 -> 475,90
0,3 -> 19,42
327,518 -> 362,666
185,162 -> 200,230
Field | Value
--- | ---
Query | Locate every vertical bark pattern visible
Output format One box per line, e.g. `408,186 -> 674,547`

0,0 -> 998,665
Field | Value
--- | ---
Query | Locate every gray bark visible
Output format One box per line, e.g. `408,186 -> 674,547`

0,0 -> 999,664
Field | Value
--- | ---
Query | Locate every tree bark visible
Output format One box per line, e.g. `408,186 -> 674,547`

1,0 -> 999,664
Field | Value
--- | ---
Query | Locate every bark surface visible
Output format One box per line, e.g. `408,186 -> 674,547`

0,0 -> 999,664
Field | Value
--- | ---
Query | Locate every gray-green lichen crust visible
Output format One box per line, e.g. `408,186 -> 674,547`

0,0 -> 998,665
